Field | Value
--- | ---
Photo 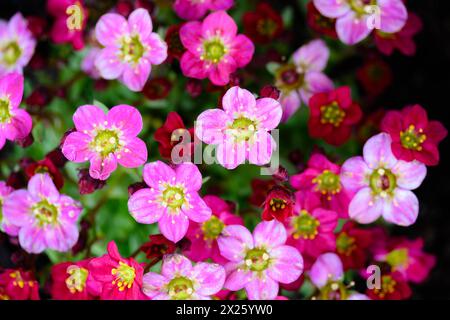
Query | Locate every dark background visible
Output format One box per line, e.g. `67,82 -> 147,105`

1,0 -> 449,299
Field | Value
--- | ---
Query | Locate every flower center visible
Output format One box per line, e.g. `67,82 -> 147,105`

0,99 -> 12,124
120,35 -> 145,64
9,271 -> 27,289
201,215 -> 225,240
372,275 -> 397,299
201,39 -> 227,63
269,198 -> 287,212
320,102 -> 346,127
349,0 -> 377,15
244,248 -> 270,272
229,117 -> 257,142
111,261 -> 136,292
256,18 -> 277,36
33,199 -> 59,227
65,265 -> 88,294
162,185 -> 186,211
313,170 -> 342,197
400,124 -> 427,151
386,248 -> 409,269
319,281 -> 349,300
1,41 -> 22,66
291,210 -> 320,240
91,129 -> 120,157
369,168 -> 397,198
276,64 -> 304,91
336,232 -> 357,256
167,276 -> 194,300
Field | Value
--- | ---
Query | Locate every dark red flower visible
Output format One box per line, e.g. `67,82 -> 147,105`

243,3 -> 283,44
78,168 -> 106,194
71,219 -> 91,255
140,235 -> 176,261
381,104 -> 447,166
356,57 -> 393,97
260,85 -> 280,100
116,0 -> 134,17
26,16 -> 47,38
16,133 -> 34,148
308,86 -> 362,146
46,148 -> 68,168
143,77 -> 172,100
186,79 -> 203,98
366,272 -> 411,300
306,2 -> 337,38
0,269 -> 39,300
23,157 -> 64,189
249,178 -> 277,207
26,87 -> 50,108
165,23 -> 185,60
154,112 -> 194,160
128,181 -> 148,196
262,186 -> 294,222
335,222 -> 374,270
374,12 -> 422,56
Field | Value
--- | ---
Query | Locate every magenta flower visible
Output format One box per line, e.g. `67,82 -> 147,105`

0,13 -> 36,75
184,195 -> 243,264
62,104 -> 147,180
217,220 -> 304,300
2,173 -> 82,254
290,153 -> 353,218
341,133 -> 427,226
0,181 -> 18,236
196,86 -> 282,169
274,39 -> 333,121
179,11 -> 254,86
0,73 -> 32,150
142,254 -> 225,300
128,161 -> 212,243
310,253 -> 369,300
174,0 -> 234,21
313,0 -> 408,45
94,8 -> 167,91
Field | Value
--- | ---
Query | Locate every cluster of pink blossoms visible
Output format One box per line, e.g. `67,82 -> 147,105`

0,0 -> 447,302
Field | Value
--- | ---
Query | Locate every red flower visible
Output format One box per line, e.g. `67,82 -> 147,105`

260,85 -> 280,100
140,234 -> 176,261
306,2 -> 337,38
154,112 -> 194,160
23,157 -> 64,189
0,269 -> 39,300
88,241 -> 146,300
356,57 -> 393,97
335,222 -> 374,270
249,178 -> 276,207
374,12 -> 423,56
366,272 -> 411,300
165,23 -> 185,61
77,168 -> 106,194
50,260 -> 101,300
308,86 -> 362,146
243,3 -> 283,44
381,104 -> 447,166
143,77 -> 172,100
262,186 -> 294,222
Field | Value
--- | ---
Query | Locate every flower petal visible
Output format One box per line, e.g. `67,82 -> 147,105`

392,160 -> 426,190
245,276 -> 279,300
195,109 -> 229,145
348,187 -> 383,224
0,72 -> 23,108
121,60 -> 151,92
128,8 -> 153,38
161,254 -> 192,278
255,98 -> 282,130
4,109 -> 32,140
18,226 -> 46,254
248,130 -> 275,166
73,105 -> 106,132
340,156 -> 370,192
143,161 -> 176,187
107,105 -> 143,137
222,86 -> 256,116
128,188 -> 165,224
202,11 -> 237,42
309,253 -> 343,288
253,220 -> 287,249
89,154 -> 118,180
292,39 -> 329,73
218,225 -> 254,261
382,189 -> 419,226
268,245 -> 303,284
183,193 -> 212,223
95,13 -> 129,47
61,132 -> 93,163
378,0 -> 408,33
191,262 -> 226,296
216,140 -> 246,169
145,33 -> 168,65
142,272 -> 167,299
363,133 -> 397,169
175,162 -> 203,191
117,138 -> 147,168
313,0 -> 351,18
158,212 -> 189,243
336,11 -> 372,45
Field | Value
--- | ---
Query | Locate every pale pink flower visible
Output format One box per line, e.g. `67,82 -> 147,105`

94,8 -> 167,91
195,86 -> 282,169
0,181 -> 19,236
142,254 -> 225,300
62,104 -> 147,180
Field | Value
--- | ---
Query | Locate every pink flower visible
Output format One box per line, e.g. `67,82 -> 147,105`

285,192 -> 338,265
142,254 -> 226,300
1,181 -> 19,235
374,237 -> 436,284
128,161 -> 212,243
184,195 -> 243,264
174,0 -> 234,21
290,153 -> 353,218
374,12 -> 422,56
0,269 -> 40,300
47,0 -> 88,50
274,39 -> 333,121
2,173 -> 82,254
313,0 -> 408,45
309,253 -> 369,300
62,104 -> 148,180
179,11 -> 254,86
50,259 -> 101,300
217,220 -> 304,300
94,8 -> 167,91
88,241 -> 146,300
341,133 -> 427,226
0,73 -> 33,150
0,13 -> 36,75
195,86 -> 282,169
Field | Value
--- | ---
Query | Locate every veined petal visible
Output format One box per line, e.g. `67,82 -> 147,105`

128,188 -> 165,224
158,212 -> 189,243
95,13 -> 129,47
382,189 -> 419,226
348,187 -> 383,224
392,160 -> 426,190
363,133 -> 397,169
253,220 -> 287,249
292,39 -> 329,73
267,245 -> 303,284
161,254 -> 192,278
